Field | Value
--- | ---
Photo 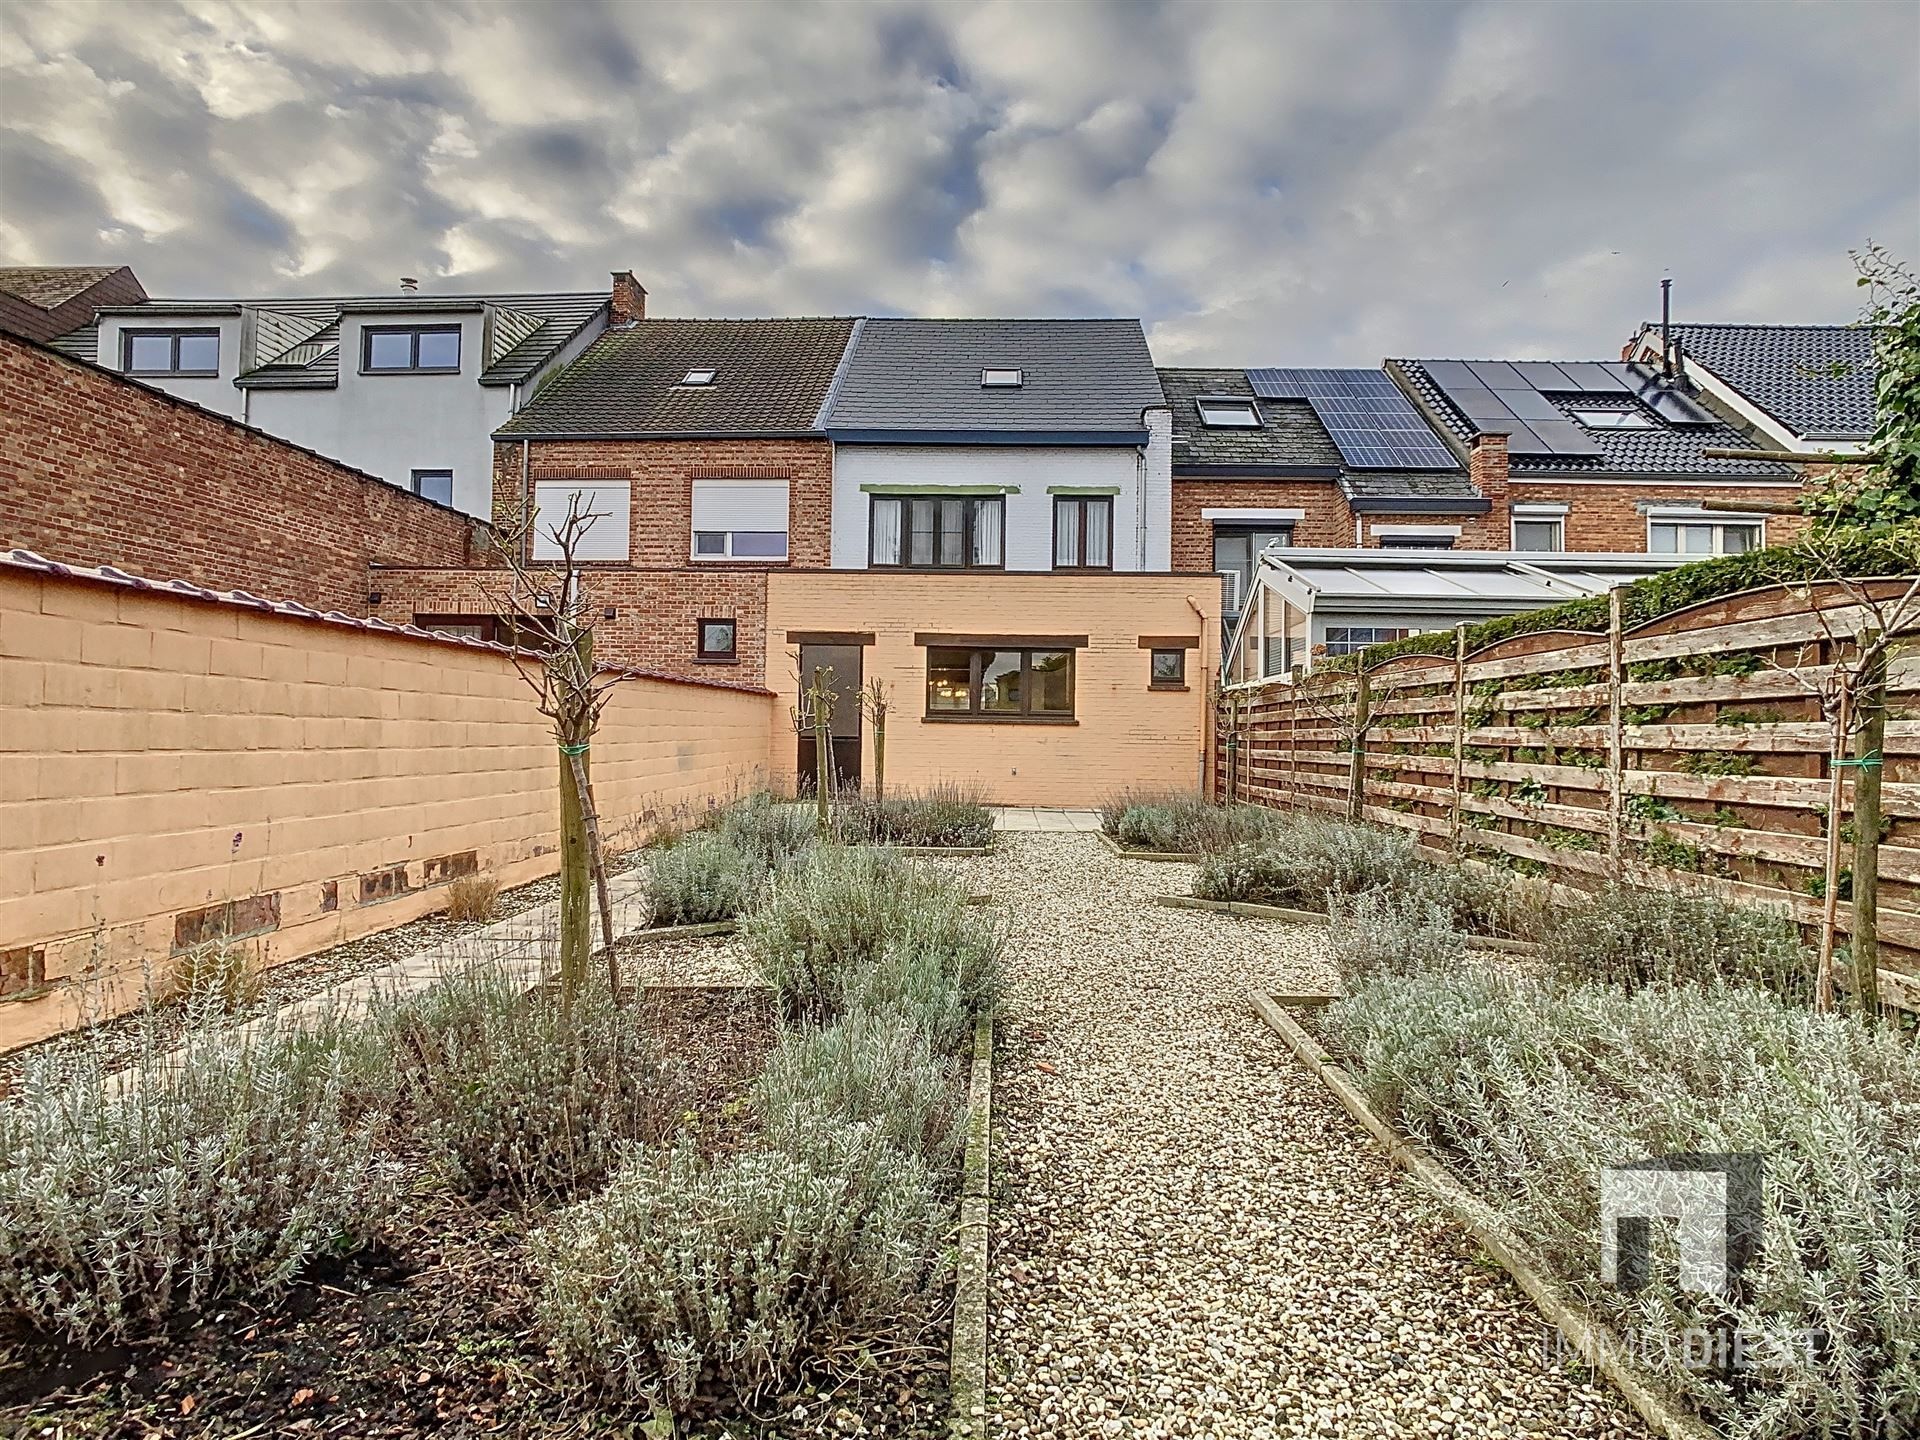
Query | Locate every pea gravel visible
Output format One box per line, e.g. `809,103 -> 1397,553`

936,833 -> 1648,1440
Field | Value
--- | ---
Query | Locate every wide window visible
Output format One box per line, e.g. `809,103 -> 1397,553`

692,479 -> 789,560
362,325 -> 462,373
1323,626 -> 1412,657
1649,518 -> 1762,557
531,481 -> 630,561
1052,496 -> 1113,570
410,469 -> 454,506
870,495 -> 1003,569
925,647 -> 1073,720
122,328 -> 220,375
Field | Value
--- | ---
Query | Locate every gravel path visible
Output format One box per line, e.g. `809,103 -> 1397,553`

945,833 -> 1646,1440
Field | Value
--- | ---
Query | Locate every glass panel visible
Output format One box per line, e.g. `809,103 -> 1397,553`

871,497 -> 902,565
175,333 -> 219,371
1085,499 -> 1111,567
972,498 -> 1002,566
908,499 -> 936,566
1213,532 -> 1250,572
1683,525 -> 1712,555
938,498 -> 965,566
1649,524 -> 1678,554
1029,651 -> 1073,714
1151,649 -> 1183,683
1251,529 -> 1289,553
126,332 -> 174,371
700,621 -> 735,656
1721,524 -> 1758,555
416,329 -> 461,369
1512,519 -> 1560,552
693,531 -> 726,555
979,651 -> 1023,712
729,530 -> 788,557
413,471 -> 454,506
367,330 -> 414,369
1054,499 -> 1079,566
926,648 -> 973,712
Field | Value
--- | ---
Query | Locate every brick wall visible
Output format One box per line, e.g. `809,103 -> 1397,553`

1170,479 -> 1354,567
0,332 -> 478,612
0,562 -> 774,1051
1513,484 -> 1809,551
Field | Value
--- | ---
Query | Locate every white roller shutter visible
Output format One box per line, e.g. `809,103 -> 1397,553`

532,482 -> 630,561
692,480 -> 788,531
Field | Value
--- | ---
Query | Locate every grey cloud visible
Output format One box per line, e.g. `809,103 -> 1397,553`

0,0 -> 1912,361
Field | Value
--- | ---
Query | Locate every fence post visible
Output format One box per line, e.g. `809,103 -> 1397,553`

1850,631 -> 1886,1019
1450,623 -> 1468,852
1606,586 -> 1626,866
1347,665 -> 1371,822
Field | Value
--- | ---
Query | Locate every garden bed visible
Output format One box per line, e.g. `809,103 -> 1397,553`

1159,893 -> 1545,954
1094,830 -> 1199,863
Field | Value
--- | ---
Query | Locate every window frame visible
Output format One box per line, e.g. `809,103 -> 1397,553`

981,367 -> 1024,387
360,324 -> 463,375
1322,625 -> 1414,658
1149,648 -> 1187,688
923,646 -> 1076,723
1510,514 -> 1565,552
1647,516 -> 1765,557
695,617 -> 739,664
409,469 -> 455,506
1570,407 -> 1656,430
120,327 -> 221,377
869,493 -> 1005,570
691,529 -> 790,561
1196,396 -> 1261,428
1052,495 -> 1115,571
680,368 -> 716,386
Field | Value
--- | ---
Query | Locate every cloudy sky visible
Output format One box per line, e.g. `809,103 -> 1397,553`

1,0 -> 1914,364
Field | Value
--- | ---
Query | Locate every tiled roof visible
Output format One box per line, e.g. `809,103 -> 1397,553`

1392,359 -> 1798,480
824,319 -> 1163,439
496,317 -> 858,437
0,265 -> 121,307
1667,323 -> 1880,441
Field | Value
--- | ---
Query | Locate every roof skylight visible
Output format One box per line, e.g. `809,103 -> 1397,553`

1571,408 -> 1654,430
1197,396 -> 1261,428
981,367 -> 1023,387
681,368 -> 716,386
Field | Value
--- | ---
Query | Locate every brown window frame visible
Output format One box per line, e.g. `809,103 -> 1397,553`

869,494 -> 1006,570
361,324 -> 463,375
1052,495 -> 1115,570
121,327 -> 221,377
413,614 -> 501,644
924,645 -> 1075,723
696,617 -> 739,664
1148,648 -> 1186,688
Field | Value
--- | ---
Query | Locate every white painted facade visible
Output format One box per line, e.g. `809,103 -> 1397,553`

828,409 -> 1174,572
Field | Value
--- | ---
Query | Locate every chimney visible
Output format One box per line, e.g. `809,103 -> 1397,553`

400,276 -> 419,294
1660,277 -> 1673,376
610,270 -> 647,325
1470,431 -> 1510,539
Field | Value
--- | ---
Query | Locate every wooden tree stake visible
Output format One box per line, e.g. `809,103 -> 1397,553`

1849,632 -> 1887,1019
1606,586 -> 1626,867
1347,666 -> 1371,823
1449,623 -> 1468,852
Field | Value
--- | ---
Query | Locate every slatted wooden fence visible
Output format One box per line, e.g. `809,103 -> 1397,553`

1215,579 -> 1920,1010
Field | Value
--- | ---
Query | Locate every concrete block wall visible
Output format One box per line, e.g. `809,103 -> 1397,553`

0,565 -> 773,1050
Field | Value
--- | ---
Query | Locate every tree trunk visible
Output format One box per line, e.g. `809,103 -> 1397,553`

1816,674 -> 1852,1013
812,668 -> 833,838
557,729 -> 593,1013
566,747 -> 621,995
872,709 -> 887,808
1850,637 -> 1887,1020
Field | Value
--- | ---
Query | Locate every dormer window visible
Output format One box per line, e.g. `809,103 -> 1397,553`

1197,396 -> 1260,428
981,368 -> 1023,388
681,368 -> 717,386
1571,408 -> 1655,430
123,328 -> 220,376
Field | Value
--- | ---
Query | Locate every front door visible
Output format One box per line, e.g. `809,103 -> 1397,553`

796,643 -> 862,794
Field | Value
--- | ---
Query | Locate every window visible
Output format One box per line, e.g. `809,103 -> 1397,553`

925,647 -> 1074,720
691,479 -> 789,561
1571,408 -> 1655,430
531,481 -> 630,561
1649,518 -> 1763,557
681,368 -> 716,386
870,495 -> 1003,568
1053,496 -> 1113,569
1197,396 -> 1261,428
1213,525 -> 1291,616
121,328 -> 219,375
696,617 -> 738,662
981,367 -> 1023,387
362,325 -> 462,373
1149,649 -> 1186,687
1323,626 -> 1412,657
414,614 -> 499,643
1377,533 -> 1455,550
410,469 -> 454,506
1511,515 -> 1565,551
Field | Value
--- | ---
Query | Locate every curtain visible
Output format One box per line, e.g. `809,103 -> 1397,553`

871,497 -> 902,564
1085,499 -> 1112,567
972,497 -> 1003,566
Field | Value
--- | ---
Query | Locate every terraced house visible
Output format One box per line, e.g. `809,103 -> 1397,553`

377,310 -> 1217,805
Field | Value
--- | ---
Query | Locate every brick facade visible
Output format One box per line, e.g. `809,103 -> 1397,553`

1170,479 -> 1355,568
1512,483 -> 1808,551
0,332 -> 479,612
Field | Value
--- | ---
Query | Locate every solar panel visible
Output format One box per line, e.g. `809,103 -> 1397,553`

1245,367 -> 1459,470
1419,362 -> 1606,460
1622,364 -> 1717,425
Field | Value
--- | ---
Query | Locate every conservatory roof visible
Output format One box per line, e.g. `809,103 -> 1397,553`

1252,548 -> 1687,616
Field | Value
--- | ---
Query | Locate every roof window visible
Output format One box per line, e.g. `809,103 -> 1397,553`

1197,396 -> 1261,428
680,368 -> 717,386
981,367 -> 1023,388
1571,408 -> 1654,430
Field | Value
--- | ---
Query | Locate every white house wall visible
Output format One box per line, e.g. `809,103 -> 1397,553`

96,313 -> 246,420
830,443 -> 1152,571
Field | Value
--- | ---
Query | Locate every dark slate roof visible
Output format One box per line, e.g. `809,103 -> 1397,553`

0,265 -> 121,307
496,317 -> 857,437
1161,366 -> 1482,511
1392,358 -> 1798,479
824,319 -> 1163,441
1667,323 -> 1880,441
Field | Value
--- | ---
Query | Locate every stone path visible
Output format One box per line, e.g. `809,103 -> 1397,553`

994,808 -> 1104,833
935,833 -> 1646,1440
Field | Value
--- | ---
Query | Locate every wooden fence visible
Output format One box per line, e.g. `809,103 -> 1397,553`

1215,579 -> 1920,1010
